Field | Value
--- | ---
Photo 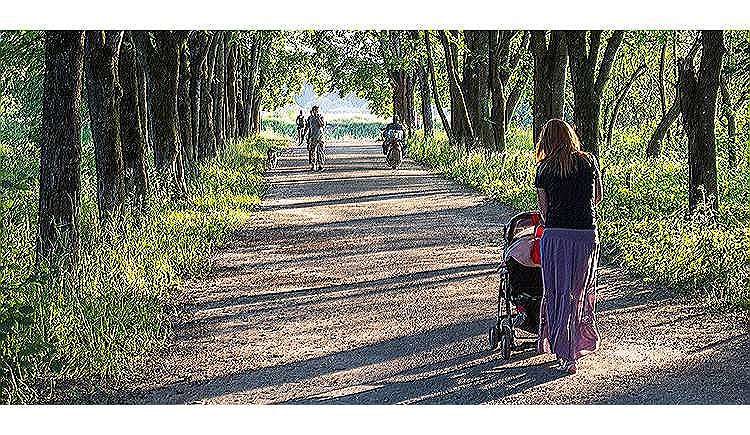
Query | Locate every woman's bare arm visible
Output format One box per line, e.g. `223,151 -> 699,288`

536,188 -> 548,223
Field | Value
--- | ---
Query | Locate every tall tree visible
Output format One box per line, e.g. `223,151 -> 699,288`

416,61 -> 433,138
213,32 -> 226,152
226,40 -> 239,141
136,51 -> 151,155
118,31 -> 149,207
241,32 -> 260,138
133,30 -> 189,195
199,32 -> 218,159
374,31 -> 415,131
440,30 -> 474,150
84,30 -> 126,221
489,30 -> 529,153
236,51 -> 247,136
565,30 -> 625,156
679,30 -> 724,211
605,63 -> 647,148
446,31 -> 465,139
424,31 -> 452,141
37,31 -> 85,265
188,32 -> 209,162
645,37 -> 701,157
178,43 -> 194,176
462,30 -> 492,148
530,31 -> 567,144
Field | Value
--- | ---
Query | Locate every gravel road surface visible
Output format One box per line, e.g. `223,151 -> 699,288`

121,141 -> 749,404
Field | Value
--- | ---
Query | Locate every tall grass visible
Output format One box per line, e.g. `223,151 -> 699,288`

408,128 -> 750,309
262,118 -> 386,141
0,135 -> 281,404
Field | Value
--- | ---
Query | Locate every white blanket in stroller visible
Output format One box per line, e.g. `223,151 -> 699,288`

506,234 -> 540,268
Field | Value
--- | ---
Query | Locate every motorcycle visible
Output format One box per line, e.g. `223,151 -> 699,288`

382,128 -> 405,169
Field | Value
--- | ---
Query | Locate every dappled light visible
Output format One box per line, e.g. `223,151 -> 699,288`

0,29 -> 748,405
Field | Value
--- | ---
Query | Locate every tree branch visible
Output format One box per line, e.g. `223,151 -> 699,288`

594,30 -> 624,99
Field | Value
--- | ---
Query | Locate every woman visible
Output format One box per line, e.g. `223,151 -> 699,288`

534,119 -> 603,374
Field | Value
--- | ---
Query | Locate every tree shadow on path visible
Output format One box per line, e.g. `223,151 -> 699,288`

134,317 -> 499,403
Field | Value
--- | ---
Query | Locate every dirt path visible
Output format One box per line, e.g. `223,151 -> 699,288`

121,141 -> 749,404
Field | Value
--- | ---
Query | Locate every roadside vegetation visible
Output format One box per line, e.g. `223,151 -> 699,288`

408,128 -> 749,308
2,28 -> 749,404
262,118 -> 386,140
1,134 -> 280,403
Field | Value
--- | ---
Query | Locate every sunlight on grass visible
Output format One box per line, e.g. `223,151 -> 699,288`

0,134 -> 283,404
408,128 -> 750,310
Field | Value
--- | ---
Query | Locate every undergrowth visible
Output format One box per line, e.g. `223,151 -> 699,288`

408,128 -> 750,309
0,135 -> 281,404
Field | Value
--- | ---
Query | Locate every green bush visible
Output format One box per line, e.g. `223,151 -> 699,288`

408,128 -> 750,308
0,135 -> 280,403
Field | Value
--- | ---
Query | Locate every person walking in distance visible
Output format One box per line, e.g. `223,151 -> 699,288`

295,110 -> 305,146
305,106 -> 326,171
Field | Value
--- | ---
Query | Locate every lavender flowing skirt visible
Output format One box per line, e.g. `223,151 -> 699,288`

538,227 -> 600,362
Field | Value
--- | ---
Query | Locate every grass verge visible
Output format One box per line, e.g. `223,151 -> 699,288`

0,134 -> 283,403
408,128 -> 749,309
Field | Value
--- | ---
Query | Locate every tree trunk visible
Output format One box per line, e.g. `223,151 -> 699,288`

646,37 -> 701,157
136,52 -> 151,154
390,69 -> 409,126
424,31 -> 452,140
646,99 -> 680,157
405,71 -> 416,135
440,30 -> 474,150
178,44 -> 194,177
446,31 -> 464,140
463,30 -> 491,149
199,33 -> 218,160
244,33 -> 260,137
417,62 -> 433,138
679,30 -> 723,211
226,42 -> 238,141
236,54 -> 246,137
566,30 -> 624,156
530,31 -> 568,145
606,64 -> 647,147
505,74 -> 527,125
251,67 -> 263,134
213,32 -> 226,152
488,30 -> 506,153
188,32 -> 208,165
84,30 -> 125,221
37,31 -> 85,266
134,30 -> 188,196
118,32 -> 148,207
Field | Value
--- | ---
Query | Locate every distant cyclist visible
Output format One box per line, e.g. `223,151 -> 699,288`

295,110 -> 305,146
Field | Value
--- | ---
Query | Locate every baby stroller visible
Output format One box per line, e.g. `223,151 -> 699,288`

488,211 -> 544,359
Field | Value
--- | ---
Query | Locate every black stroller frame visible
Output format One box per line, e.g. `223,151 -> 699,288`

488,211 -> 543,359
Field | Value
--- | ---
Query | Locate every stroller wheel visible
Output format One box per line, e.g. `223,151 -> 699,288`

500,325 -> 513,360
488,326 -> 499,351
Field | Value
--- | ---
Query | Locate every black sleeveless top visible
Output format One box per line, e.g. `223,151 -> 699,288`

534,153 -> 599,230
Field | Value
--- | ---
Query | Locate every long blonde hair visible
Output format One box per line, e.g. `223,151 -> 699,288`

535,118 -> 586,178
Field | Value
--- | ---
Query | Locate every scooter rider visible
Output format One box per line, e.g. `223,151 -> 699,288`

382,115 -> 404,155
